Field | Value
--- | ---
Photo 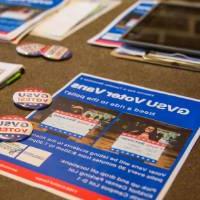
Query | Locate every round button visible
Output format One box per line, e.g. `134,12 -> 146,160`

40,45 -> 72,61
16,42 -> 45,57
0,115 -> 33,142
13,88 -> 52,110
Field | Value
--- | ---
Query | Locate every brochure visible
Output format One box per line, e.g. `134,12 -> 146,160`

31,0 -> 121,41
88,0 -> 157,48
0,0 -> 66,41
0,73 -> 200,200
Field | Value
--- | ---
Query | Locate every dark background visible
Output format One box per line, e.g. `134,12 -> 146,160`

0,0 -> 200,199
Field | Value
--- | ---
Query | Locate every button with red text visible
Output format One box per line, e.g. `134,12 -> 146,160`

16,42 -> 45,57
13,88 -> 52,110
40,45 -> 72,61
0,115 -> 33,142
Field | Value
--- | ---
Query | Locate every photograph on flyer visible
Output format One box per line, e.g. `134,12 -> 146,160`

30,96 -> 118,145
30,94 -> 191,170
94,113 -> 191,170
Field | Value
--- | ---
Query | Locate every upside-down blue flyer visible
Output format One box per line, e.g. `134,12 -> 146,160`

88,0 -> 157,48
0,0 -> 66,41
0,73 -> 200,200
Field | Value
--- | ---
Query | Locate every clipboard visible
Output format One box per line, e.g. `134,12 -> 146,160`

111,47 -> 200,72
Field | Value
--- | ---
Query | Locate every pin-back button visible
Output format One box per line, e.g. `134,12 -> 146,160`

40,45 -> 72,61
0,115 -> 33,142
13,88 -> 52,110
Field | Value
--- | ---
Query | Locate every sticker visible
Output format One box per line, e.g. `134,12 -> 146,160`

16,42 -> 45,57
0,115 -> 33,142
13,88 -> 52,110
40,45 -> 72,61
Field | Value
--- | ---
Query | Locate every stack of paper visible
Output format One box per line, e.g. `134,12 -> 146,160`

31,0 -> 121,41
0,0 -> 67,43
0,62 -> 24,88
111,45 -> 200,72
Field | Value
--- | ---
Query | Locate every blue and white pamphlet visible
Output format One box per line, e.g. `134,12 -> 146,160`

88,0 -> 157,48
0,73 -> 199,200
0,0 -> 66,41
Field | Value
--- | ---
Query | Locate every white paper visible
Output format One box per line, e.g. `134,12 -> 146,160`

0,62 -> 24,84
116,45 -> 146,56
32,0 -> 100,38
31,0 -> 121,41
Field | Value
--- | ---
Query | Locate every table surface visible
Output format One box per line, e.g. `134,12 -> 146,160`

0,1 -> 200,200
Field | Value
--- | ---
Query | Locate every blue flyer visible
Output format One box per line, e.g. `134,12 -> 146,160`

0,73 -> 200,200
88,0 -> 157,48
0,0 -> 65,40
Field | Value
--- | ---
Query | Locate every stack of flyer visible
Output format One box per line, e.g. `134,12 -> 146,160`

31,0 -> 121,41
0,0 -> 67,43
0,62 -> 24,88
